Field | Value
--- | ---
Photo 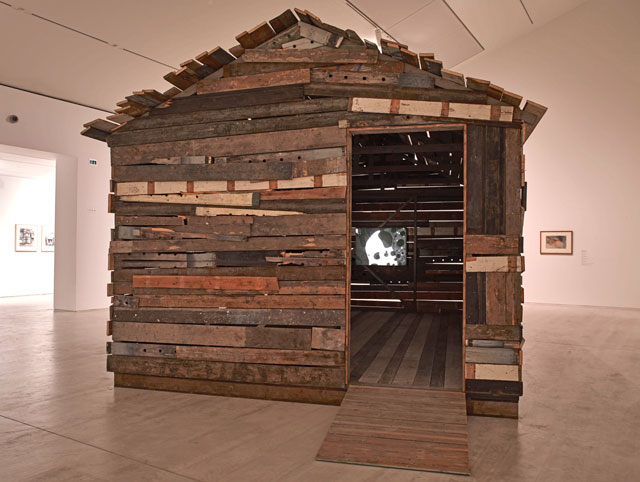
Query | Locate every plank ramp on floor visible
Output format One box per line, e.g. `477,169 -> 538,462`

316,385 -> 470,474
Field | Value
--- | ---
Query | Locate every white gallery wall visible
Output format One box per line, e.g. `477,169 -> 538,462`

457,0 -> 640,309
0,86 -> 112,311
0,159 -> 55,296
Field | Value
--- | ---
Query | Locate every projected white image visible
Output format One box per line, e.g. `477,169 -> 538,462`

355,227 -> 407,266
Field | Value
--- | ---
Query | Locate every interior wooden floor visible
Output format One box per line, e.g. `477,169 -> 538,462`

350,310 -> 463,390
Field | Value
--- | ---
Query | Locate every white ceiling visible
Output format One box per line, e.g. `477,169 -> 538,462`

0,0 -> 588,112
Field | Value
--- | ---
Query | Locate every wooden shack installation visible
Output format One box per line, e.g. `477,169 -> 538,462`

83,7 -> 546,474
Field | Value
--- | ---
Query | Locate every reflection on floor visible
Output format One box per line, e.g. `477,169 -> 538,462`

350,310 -> 463,390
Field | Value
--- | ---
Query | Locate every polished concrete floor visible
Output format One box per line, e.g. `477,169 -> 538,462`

0,295 -> 638,481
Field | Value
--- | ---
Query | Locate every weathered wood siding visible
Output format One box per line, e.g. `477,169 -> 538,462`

464,125 -> 525,416
106,104 -> 350,405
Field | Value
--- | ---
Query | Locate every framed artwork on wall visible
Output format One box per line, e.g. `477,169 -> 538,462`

41,225 -> 55,252
15,224 -> 38,252
540,230 -> 573,255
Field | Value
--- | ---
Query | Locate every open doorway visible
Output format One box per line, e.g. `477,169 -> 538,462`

0,149 -> 56,301
349,126 -> 465,391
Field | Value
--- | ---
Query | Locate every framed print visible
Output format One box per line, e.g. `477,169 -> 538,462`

540,231 -> 573,255
41,225 -> 55,252
15,224 -> 38,252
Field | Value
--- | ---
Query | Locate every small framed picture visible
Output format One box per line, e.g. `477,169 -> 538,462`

41,225 -> 55,252
15,224 -> 38,252
540,231 -> 573,255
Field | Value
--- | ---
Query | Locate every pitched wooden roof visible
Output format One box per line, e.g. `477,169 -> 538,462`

82,8 -> 546,144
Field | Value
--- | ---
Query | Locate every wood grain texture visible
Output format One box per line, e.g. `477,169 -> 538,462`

109,342 -> 344,366
114,373 -> 346,405
111,126 -> 346,164
198,68 -> 311,94
317,385 -> 470,474
108,355 -> 345,388
111,307 -> 346,326
242,48 -> 378,64
111,321 -> 312,349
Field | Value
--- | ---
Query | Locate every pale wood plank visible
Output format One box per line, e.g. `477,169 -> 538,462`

359,314 -> 413,384
392,314 -> 432,386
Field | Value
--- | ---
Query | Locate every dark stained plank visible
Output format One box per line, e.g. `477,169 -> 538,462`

483,126 -> 505,235
134,293 -> 344,309
465,272 -> 479,325
413,315 -> 440,387
108,355 -> 345,388
444,315 -> 463,390
350,311 -> 393,355
429,316 -> 450,388
111,307 -> 346,326
359,314 -> 413,384
242,48 -> 378,64
118,97 -> 349,132
115,373 -> 345,405
111,321 -> 313,349
392,313 -> 432,386
350,315 -> 402,381
148,85 -> 305,116
110,126 -> 346,165
110,341 -> 344,366
379,314 -> 420,384
504,127 -> 523,236
465,125 -> 485,234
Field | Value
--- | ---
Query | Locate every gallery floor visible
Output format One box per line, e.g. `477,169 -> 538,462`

1,296 -> 638,482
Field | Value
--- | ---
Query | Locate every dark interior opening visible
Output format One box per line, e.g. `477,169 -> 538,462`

349,127 -> 464,390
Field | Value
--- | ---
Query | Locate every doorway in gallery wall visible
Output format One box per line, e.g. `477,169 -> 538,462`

0,145 -> 56,303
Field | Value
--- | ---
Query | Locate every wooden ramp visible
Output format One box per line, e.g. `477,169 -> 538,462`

316,385 -> 470,475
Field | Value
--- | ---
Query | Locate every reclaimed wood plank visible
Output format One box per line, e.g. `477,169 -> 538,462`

485,272 -> 507,325
110,236 -> 346,254
465,235 -> 520,255
350,97 -> 513,122
111,126 -> 346,164
350,311 -> 393,356
392,313 -> 432,386
136,294 -> 345,309
119,97 -> 349,133
198,68 -> 311,95
474,363 -> 519,381
115,373 -> 345,405
413,315 -> 440,387
111,307 -> 346,326
117,192 -> 257,206
465,347 -> 518,365
312,328 -> 345,351
108,355 -> 344,388
132,275 -> 279,291
359,314 -> 413,384
242,48 -> 378,63
465,324 -> 521,341
114,341 -> 342,366
466,256 -> 523,272
111,321 -> 311,349
251,213 -> 346,235
316,386 -> 469,474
